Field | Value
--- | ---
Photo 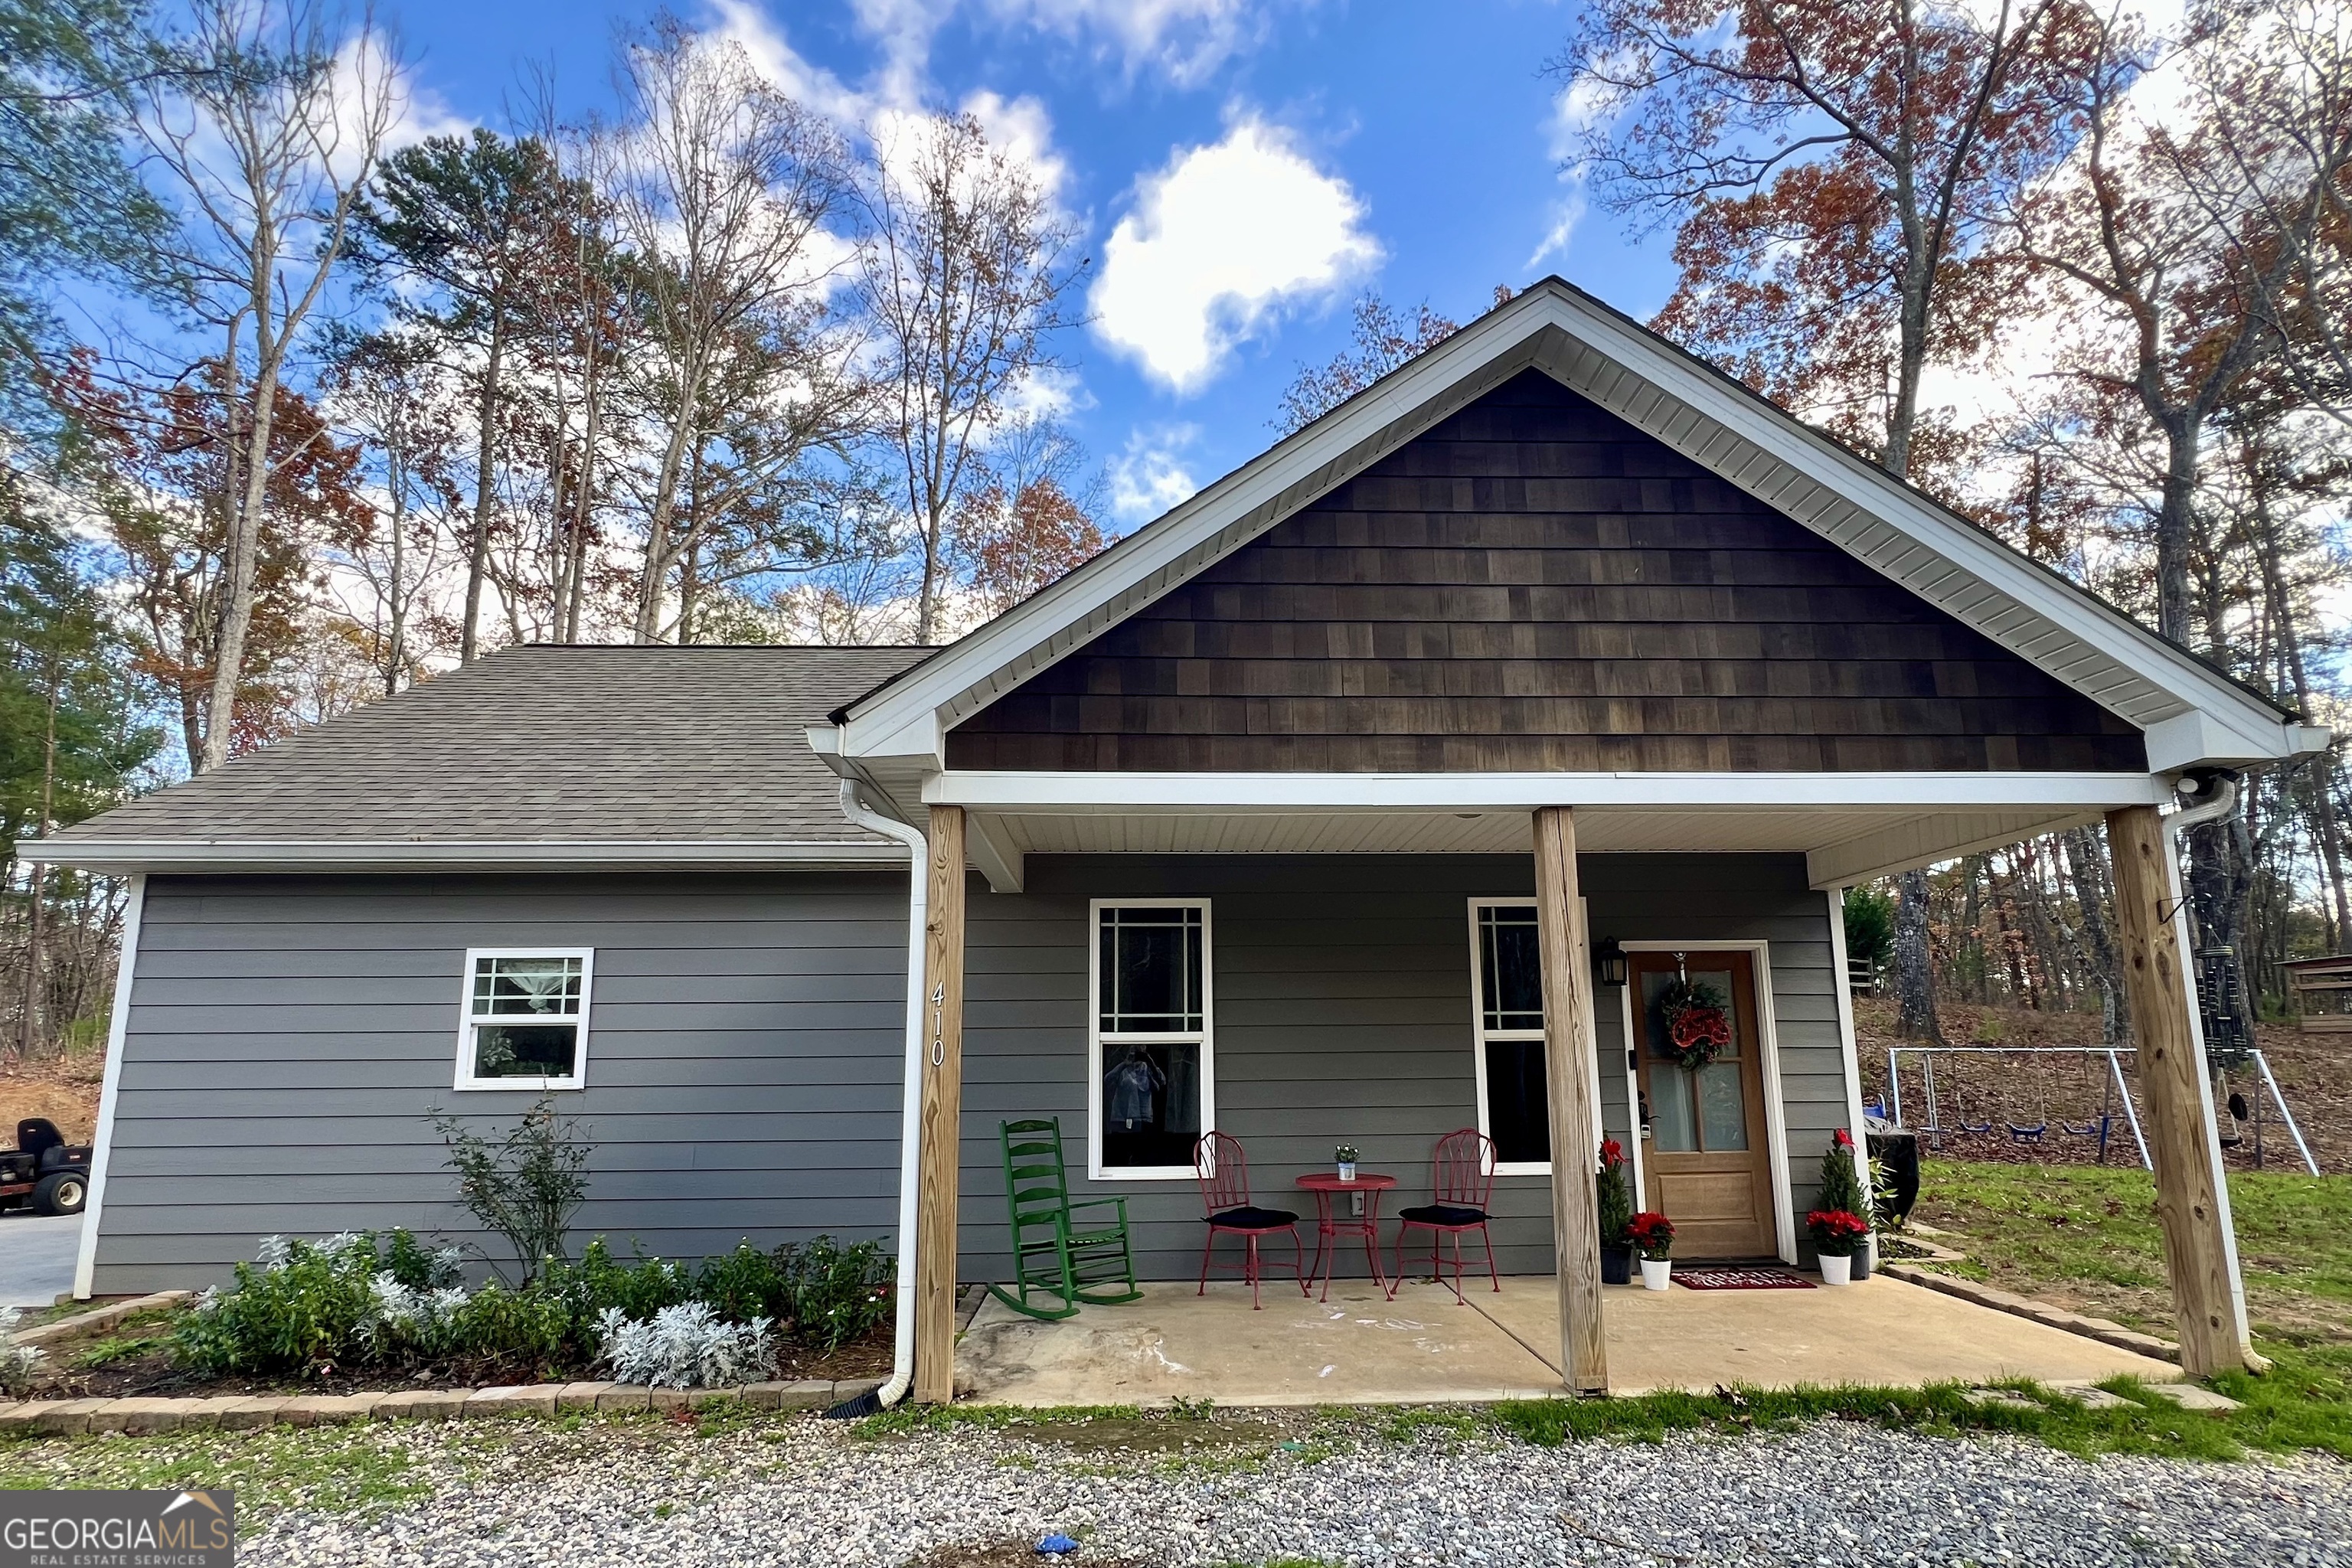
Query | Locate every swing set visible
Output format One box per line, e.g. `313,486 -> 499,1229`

1881,1044 -> 2320,1174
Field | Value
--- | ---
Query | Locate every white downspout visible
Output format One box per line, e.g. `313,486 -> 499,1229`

838,779 -> 929,1411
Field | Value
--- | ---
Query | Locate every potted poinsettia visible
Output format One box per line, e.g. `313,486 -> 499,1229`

1807,1209 -> 1870,1285
1815,1129 -> 1873,1279
1596,1139 -> 1635,1285
1627,1211 -> 1675,1290
1334,1144 -> 1360,1183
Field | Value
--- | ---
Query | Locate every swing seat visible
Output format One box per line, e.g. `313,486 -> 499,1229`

2060,1116 -> 2111,1138
2004,1122 -> 2047,1142
1957,1118 -> 1994,1135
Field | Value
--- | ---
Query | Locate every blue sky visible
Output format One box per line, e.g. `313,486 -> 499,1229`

384,0 -> 1677,529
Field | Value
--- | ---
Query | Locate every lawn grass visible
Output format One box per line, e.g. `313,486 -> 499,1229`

1912,1158 -> 2352,1341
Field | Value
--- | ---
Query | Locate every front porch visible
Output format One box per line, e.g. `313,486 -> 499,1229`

956,1273 -> 2180,1408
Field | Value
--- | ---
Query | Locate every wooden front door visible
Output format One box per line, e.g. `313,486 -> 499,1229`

1631,950 -> 1778,1260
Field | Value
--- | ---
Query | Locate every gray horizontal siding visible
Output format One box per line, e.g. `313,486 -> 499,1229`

91,871 -> 912,1295
957,853 -> 1851,1283
96,853 -> 1857,1298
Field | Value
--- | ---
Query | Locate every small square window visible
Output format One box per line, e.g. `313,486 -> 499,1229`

456,950 -> 592,1090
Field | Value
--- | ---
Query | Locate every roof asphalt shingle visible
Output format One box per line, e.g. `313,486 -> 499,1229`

51,645 -> 933,849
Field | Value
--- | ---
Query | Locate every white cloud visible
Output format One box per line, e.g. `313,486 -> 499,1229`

1110,423 -> 1200,521
841,0 -> 1284,89
710,0 -> 878,126
1090,119 -> 1380,394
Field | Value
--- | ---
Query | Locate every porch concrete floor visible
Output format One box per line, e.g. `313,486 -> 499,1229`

956,1273 -> 2180,1407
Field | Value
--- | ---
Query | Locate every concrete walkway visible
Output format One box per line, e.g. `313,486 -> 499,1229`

957,1272 -> 2180,1407
0,1214 -> 78,1311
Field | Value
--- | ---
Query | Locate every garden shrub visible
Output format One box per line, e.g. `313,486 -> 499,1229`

697,1241 -> 789,1323
778,1236 -> 893,1350
595,1302 -> 778,1388
544,1238 -> 692,1321
175,1233 -> 386,1375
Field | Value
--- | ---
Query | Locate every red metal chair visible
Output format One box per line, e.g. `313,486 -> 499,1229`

1390,1128 -> 1501,1304
1194,1131 -> 1308,1309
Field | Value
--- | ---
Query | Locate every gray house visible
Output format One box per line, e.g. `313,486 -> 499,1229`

50,280 -> 2317,1400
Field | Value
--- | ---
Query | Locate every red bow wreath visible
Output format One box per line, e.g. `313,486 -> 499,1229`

1657,978 -> 1732,1070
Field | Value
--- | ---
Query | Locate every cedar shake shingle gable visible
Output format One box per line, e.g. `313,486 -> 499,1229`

53,644 -> 929,849
946,373 -> 2148,773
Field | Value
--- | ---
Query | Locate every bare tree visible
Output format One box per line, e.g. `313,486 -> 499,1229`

860,111 -> 1080,645
130,0 -> 396,770
610,20 -> 860,644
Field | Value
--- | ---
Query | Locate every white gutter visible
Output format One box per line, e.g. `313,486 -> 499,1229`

42,839 -> 905,874
835,780 -> 928,1412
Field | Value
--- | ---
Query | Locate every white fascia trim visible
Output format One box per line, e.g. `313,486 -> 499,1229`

926,771 -> 2171,813
75,873 -> 144,1300
42,839 -> 909,873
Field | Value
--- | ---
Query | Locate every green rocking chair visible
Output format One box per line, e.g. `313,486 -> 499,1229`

988,1117 -> 1145,1321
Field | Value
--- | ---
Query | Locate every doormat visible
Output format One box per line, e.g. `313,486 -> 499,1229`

1671,1268 -> 1817,1291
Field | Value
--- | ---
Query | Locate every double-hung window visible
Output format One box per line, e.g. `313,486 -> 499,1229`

456,949 -> 593,1091
1468,901 -> 1549,1173
1089,900 -> 1212,1178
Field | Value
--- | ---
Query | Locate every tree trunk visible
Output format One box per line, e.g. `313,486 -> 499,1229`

2065,823 -> 2128,1044
201,335 -> 277,774
14,671 -> 59,1060
1896,867 -> 1943,1041
460,308 -> 507,664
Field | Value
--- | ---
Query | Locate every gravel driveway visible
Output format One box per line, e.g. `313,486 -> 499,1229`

53,1409 -> 2337,1568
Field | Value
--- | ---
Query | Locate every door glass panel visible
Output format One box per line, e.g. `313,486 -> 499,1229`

1696,1061 -> 1749,1150
1642,963 -> 1747,1153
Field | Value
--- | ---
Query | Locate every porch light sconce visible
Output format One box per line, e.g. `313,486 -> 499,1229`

1594,939 -> 1628,988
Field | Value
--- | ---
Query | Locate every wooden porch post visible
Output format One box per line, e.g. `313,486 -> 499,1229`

2105,803 -> 2257,1377
914,804 -> 968,1403
1533,805 -> 1609,1394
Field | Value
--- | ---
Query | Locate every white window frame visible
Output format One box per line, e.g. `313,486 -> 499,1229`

1466,899 -> 1550,1176
1465,896 -> 1613,1181
453,946 -> 595,1093
1087,898 -> 1214,1181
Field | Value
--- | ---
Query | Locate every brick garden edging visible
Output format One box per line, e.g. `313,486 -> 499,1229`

1881,1263 -> 2180,1364
0,1376 -> 887,1438
10,1292 -> 194,1351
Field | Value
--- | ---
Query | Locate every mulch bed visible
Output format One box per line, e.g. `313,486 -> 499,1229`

27,1318 -> 893,1402
1854,999 -> 2352,1175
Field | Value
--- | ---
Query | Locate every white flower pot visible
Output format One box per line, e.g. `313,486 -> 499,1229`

1337,1162 -> 1357,1183
1639,1257 -> 1671,1291
1820,1253 -> 1852,1286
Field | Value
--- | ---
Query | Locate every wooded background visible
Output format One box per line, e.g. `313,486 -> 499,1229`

3,0 -> 2346,1063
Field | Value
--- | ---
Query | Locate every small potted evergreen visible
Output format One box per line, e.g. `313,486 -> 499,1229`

1334,1144 -> 1359,1183
1596,1139 -> 1635,1285
1807,1209 -> 1870,1284
1815,1129 -> 1873,1279
1628,1211 -> 1675,1290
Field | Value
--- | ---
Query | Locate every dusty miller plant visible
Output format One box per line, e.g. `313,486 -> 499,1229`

594,1302 -> 778,1388
0,1308 -> 44,1394
431,1095 -> 590,1285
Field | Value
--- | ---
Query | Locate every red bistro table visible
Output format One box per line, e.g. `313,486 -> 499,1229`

1295,1171 -> 1398,1302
